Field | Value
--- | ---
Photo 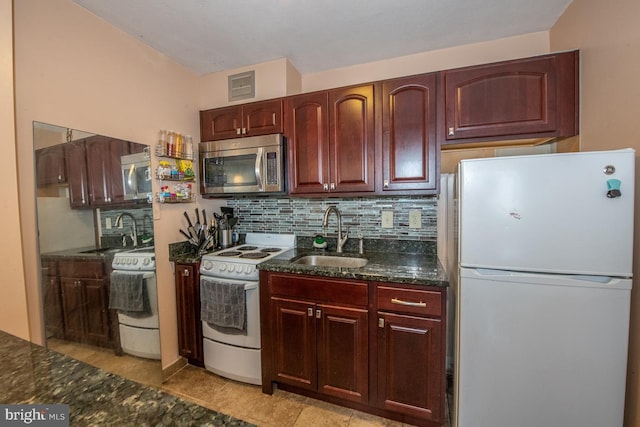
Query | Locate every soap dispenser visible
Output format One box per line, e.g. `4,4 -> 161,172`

313,234 -> 328,249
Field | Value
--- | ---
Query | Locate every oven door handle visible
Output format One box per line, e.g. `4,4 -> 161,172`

244,282 -> 258,291
255,147 -> 264,192
112,270 -> 155,279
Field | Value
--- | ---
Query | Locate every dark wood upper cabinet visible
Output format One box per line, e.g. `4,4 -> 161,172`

65,140 -> 90,208
380,73 -> 438,193
36,145 -> 67,187
85,136 -> 130,205
441,50 -> 578,144
65,135 -> 135,208
286,84 -> 375,195
200,99 -> 283,141
285,91 -> 329,194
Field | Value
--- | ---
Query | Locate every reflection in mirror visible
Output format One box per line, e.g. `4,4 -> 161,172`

34,122 -> 162,387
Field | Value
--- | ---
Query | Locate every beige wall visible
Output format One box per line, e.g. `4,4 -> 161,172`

550,0 -> 640,425
1,0 -> 30,340
13,0 -> 200,370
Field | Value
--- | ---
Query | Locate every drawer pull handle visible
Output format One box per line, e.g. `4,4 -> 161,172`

391,298 -> 426,308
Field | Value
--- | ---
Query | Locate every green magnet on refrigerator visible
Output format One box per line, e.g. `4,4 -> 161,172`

606,179 -> 622,198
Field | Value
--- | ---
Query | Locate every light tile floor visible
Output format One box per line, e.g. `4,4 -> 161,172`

47,339 -> 451,427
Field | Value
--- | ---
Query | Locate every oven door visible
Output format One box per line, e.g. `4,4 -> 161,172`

115,271 -> 159,329
200,276 -> 260,349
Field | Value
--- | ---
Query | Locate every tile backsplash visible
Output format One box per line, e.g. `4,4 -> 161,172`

99,206 -> 154,246
226,196 -> 438,241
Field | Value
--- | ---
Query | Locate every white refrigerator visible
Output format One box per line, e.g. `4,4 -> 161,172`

455,149 -> 635,427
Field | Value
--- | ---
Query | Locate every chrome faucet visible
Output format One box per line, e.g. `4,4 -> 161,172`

322,206 -> 348,253
115,213 -> 138,247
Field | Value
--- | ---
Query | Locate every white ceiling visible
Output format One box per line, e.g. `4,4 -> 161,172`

73,0 -> 573,76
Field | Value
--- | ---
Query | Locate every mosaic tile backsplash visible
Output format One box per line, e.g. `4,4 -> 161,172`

225,196 -> 438,241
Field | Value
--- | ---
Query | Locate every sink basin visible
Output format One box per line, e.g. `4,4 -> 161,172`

293,255 -> 368,268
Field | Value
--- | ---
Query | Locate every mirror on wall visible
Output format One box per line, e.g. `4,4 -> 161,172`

33,122 -> 162,386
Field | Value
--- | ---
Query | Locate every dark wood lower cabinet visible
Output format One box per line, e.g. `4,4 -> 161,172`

377,312 -> 444,422
175,262 -> 203,366
58,259 -> 114,348
42,260 -> 64,339
261,271 -> 446,426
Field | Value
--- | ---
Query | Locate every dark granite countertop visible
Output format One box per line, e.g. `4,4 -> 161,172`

257,247 -> 449,287
40,244 -> 154,262
0,330 -> 253,426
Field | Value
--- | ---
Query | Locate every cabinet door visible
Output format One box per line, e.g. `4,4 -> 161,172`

381,74 -> 438,192
84,278 -> 111,345
377,312 -> 444,423
317,304 -> 368,404
271,297 -> 317,391
443,51 -> 578,142
329,84 -> 375,193
200,106 -> 242,141
43,274 -> 64,339
175,263 -> 203,364
36,145 -> 66,187
285,92 -> 330,194
64,140 -> 90,208
60,278 -> 84,342
85,136 -> 130,205
244,99 -> 283,137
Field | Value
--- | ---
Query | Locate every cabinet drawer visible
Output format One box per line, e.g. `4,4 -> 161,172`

59,259 -> 105,278
269,273 -> 367,308
41,260 -> 58,276
377,286 -> 442,317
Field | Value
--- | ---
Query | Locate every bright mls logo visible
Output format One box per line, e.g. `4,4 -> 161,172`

0,405 -> 69,426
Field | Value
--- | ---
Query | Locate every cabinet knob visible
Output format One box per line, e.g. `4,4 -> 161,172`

378,318 -> 385,328
307,307 -> 313,317
183,269 -> 190,276
448,127 -> 455,136
383,179 -> 389,188
316,309 -> 322,319
242,127 -> 247,135
330,183 -> 335,191
323,183 -> 329,191
236,128 -> 241,135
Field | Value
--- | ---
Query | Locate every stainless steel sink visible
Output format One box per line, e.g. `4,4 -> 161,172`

293,255 -> 368,268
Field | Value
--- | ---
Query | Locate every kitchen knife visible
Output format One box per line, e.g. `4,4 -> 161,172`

179,229 -> 192,241
183,211 -> 194,227
202,209 -> 208,231
195,208 -> 200,228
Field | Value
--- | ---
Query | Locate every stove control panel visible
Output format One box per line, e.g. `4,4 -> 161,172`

112,254 -> 155,271
200,260 -> 258,280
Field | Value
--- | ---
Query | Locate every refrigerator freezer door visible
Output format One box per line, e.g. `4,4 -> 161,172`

457,267 -> 631,427
459,149 -> 635,276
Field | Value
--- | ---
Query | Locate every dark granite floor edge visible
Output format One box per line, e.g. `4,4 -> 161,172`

0,330 -> 255,427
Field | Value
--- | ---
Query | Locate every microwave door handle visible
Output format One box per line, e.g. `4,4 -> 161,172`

255,148 -> 264,191
127,164 -> 135,190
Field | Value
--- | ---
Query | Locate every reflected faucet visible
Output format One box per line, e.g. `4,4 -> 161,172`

322,206 -> 348,253
115,213 -> 138,247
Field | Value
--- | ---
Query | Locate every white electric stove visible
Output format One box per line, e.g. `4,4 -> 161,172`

199,233 -> 295,385
111,246 -> 160,360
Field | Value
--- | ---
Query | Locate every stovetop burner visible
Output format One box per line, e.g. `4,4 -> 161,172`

236,245 -> 258,251
240,252 -> 270,259
219,250 -> 242,257
260,247 -> 282,253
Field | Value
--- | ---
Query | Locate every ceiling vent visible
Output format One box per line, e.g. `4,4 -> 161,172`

228,70 -> 255,102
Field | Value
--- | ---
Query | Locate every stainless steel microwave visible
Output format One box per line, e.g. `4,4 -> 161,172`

199,134 -> 286,196
121,150 -> 152,201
